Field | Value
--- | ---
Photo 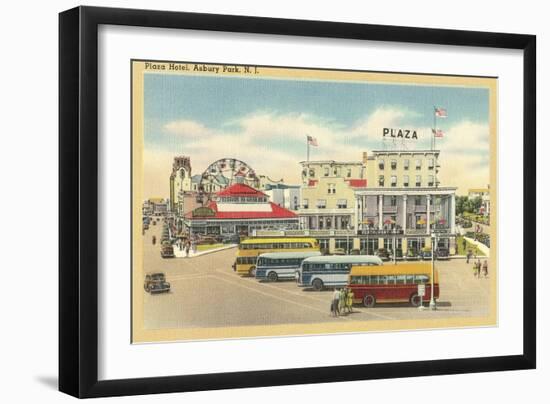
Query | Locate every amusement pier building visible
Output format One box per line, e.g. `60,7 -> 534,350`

184,183 -> 299,236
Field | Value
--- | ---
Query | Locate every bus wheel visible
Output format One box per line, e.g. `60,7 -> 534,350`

410,293 -> 422,307
249,266 -> 256,277
363,294 -> 376,308
268,271 -> 278,282
312,278 -> 324,291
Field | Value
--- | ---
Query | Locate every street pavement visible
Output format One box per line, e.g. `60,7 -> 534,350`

142,222 -> 492,330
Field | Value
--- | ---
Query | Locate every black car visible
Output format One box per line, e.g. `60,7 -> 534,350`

375,248 -> 392,261
144,273 -> 171,293
435,248 -> 450,260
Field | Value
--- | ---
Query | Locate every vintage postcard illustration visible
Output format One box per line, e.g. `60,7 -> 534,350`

131,60 -> 496,343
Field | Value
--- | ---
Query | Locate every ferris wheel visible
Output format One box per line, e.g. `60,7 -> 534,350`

197,158 -> 259,204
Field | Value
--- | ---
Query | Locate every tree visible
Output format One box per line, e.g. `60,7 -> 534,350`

455,196 -> 468,215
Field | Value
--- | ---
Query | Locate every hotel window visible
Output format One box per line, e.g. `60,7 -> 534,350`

378,175 -> 385,187
390,196 -> 397,206
337,199 -> 348,209
327,183 -> 336,194
316,199 -> 327,209
428,175 -> 434,187
334,167 -> 341,176
324,167 -> 329,176
309,168 -> 315,177
404,159 -> 410,170
302,199 -> 309,209
391,159 -> 397,170
403,175 -> 409,187
428,158 -> 434,169
391,175 -> 397,187
347,168 -> 352,177
415,159 -> 422,170
415,195 -> 422,206
416,175 -> 422,187
378,159 -> 385,170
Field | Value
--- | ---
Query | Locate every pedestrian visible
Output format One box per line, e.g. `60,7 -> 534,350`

152,235 -> 156,245
185,239 -> 190,258
476,258 -> 482,278
331,288 -> 340,317
346,288 -> 354,314
462,238 -> 467,251
466,249 -> 472,264
482,260 -> 488,278
339,288 -> 346,314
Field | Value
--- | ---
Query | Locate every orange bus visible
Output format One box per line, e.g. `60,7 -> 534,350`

348,262 -> 439,307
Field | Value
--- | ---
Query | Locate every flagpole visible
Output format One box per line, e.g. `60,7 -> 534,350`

307,135 -> 310,162
433,106 -> 436,151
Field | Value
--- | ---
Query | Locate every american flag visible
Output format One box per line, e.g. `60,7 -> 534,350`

307,135 -> 318,146
434,107 -> 447,118
432,128 -> 444,138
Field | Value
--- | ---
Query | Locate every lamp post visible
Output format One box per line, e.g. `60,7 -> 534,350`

429,232 -> 437,310
393,228 -> 397,265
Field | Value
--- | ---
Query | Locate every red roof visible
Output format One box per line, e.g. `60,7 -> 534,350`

185,201 -> 297,220
346,179 -> 367,188
216,183 -> 267,197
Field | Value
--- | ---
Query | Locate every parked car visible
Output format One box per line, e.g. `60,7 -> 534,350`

375,248 -> 392,261
222,234 -> 241,244
161,244 -> 175,258
436,247 -> 450,260
144,272 -> 170,293
333,248 -> 346,255
418,249 -> 432,260
197,235 -> 220,245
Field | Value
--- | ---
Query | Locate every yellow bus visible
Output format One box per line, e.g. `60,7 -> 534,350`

232,237 -> 320,276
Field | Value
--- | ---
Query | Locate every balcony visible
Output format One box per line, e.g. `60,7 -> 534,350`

414,205 -> 427,212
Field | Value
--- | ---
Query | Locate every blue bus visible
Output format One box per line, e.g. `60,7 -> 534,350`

296,255 -> 383,291
255,251 -> 322,282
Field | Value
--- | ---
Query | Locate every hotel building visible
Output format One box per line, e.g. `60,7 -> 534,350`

357,150 -> 456,254
259,150 -> 457,255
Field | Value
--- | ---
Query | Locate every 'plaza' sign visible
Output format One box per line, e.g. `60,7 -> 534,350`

383,128 -> 418,139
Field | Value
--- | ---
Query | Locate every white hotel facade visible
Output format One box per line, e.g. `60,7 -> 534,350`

258,149 -> 458,255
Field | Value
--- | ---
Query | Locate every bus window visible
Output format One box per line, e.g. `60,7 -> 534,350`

414,275 -> 429,284
387,275 -> 396,285
396,275 -> 406,285
370,275 -> 379,285
379,275 -> 387,285
350,276 -> 360,285
406,275 -> 414,284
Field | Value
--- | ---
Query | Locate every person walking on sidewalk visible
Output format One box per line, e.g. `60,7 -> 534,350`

482,260 -> 488,278
185,239 -> 191,258
331,289 -> 340,317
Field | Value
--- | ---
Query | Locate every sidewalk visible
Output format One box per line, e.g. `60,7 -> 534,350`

173,243 -> 237,258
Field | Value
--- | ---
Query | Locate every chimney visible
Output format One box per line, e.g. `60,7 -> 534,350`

362,151 -> 368,163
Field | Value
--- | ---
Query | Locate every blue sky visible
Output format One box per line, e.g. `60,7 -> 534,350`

142,72 -> 491,197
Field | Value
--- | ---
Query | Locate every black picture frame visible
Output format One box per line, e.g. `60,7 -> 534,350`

59,6 -> 536,398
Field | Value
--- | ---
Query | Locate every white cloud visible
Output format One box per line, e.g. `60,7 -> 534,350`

146,109 -> 490,197
163,120 -> 214,137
